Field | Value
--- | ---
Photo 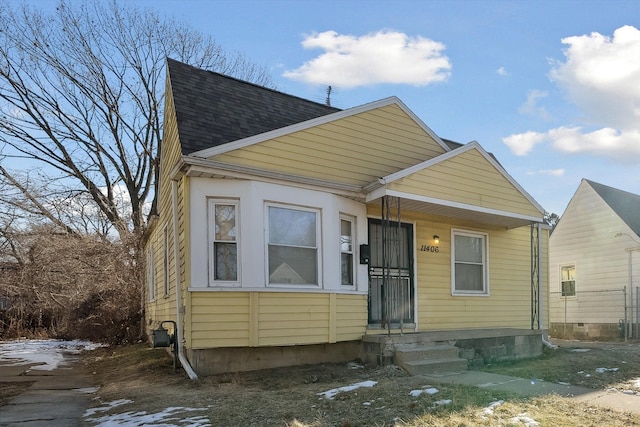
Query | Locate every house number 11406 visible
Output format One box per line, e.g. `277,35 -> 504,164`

419,245 -> 439,253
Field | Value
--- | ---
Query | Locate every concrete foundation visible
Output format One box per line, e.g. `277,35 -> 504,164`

550,322 -> 625,341
361,328 -> 544,369
186,341 -> 361,376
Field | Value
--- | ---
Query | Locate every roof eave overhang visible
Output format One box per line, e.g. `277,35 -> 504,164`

171,155 -> 365,199
366,187 -> 545,229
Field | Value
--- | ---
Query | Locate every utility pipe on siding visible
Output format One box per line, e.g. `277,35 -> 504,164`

172,179 -> 198,380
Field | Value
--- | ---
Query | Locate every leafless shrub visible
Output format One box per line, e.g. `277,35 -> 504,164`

0,227 -> 143,344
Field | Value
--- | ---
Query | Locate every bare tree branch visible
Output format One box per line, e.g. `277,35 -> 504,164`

0,0 -> 274,239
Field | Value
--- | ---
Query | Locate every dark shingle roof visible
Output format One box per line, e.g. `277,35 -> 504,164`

166,58 -> 341,155
587,179 -> 640,237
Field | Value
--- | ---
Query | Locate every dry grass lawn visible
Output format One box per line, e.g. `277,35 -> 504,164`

82,340 -> 640,426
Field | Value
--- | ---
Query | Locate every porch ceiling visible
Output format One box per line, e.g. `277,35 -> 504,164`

367,191 -> 544,229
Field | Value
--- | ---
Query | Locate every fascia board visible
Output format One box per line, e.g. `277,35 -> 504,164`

385,189 -> 544,223
190,96 -> 451,158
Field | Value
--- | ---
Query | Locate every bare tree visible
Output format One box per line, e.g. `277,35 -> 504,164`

0,0 -> 273,240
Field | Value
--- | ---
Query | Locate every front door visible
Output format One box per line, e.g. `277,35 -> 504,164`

368,219 -> 414,327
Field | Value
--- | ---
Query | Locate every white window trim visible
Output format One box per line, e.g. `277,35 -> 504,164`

207,198 -> 240,287
340,214 -> 356,287
559,263 -> 577,299
451,229 -> 490,296
265,202 -> 322,288
146,247 -> 155,302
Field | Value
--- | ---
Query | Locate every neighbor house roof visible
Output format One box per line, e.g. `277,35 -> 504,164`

166,58 -> 340,155
586,179 -> 640,237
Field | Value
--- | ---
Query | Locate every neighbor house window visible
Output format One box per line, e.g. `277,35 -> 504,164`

340,216 -> 355,286
163,225 -> 169,296
452,230 -> 488,295
267,205 -> 319,285
560,265 -> 576,297
208,200 -> 238,284
146,247 -> 156,301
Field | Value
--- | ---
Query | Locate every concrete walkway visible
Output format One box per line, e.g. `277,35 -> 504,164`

420,370 -> 640,415
0,354 -> 96,427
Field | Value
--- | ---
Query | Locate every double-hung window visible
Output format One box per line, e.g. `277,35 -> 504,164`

340,216 -> 355,286
267,205 -> 319,286
452,230 -> 488,295
560,265 -> 576,297
208,200 -> 238,285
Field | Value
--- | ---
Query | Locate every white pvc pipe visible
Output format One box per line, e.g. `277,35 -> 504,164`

172,180 -> 198,380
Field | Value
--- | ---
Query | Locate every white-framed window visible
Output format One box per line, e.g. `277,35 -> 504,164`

208,199 -> 239,285
146,247 -> 156,301
163,225 -> 170,296
266,204 -> 320,286
340,215 -> 355,286
560,264 -> 576,297
452,229 -> 489,295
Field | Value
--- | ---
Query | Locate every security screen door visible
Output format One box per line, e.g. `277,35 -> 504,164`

368,219 -> 414,326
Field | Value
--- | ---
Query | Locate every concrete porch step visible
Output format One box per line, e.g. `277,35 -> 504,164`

395,344 -> 468,375
395,344 -> 459,363
400,358 -> 469,375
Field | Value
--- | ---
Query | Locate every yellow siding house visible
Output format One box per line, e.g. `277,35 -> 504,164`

144,59 -> 550,376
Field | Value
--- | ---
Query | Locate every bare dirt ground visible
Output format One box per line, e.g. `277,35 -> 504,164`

75,339 -> 640,427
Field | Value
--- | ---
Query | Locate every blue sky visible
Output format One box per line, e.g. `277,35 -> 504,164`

18,0 -> 640,216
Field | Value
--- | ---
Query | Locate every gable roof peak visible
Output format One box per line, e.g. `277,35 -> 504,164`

583,178 -> 640,237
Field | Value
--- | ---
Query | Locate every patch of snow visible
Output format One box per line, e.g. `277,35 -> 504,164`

84,399 -> 134,417
632,378 -> 640,388
362,401 -> 372,406
622,390 -> 635,395
510,413 -> 540,427
409,386 -> 439,397
346,362 -> 364,370
317,380 -> 377,400
84,401 -> 210,427
0,339 -> 106,371
557,381 -> 570,386
482,400 -> 504,415
74,387 -> 101,394
571,348 -> 590,352
432,399 -> 452,407
595,367 -> 619,373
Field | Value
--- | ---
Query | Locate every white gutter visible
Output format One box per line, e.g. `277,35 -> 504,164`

171,179 -> 198,380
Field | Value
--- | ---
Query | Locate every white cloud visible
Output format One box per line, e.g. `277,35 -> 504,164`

502,131 -> 546,156
548,126 -> 640,160
518,89 -> 550,120
283,30 -> 451,88
549,25 -> 640,129
527,169 -> 565,177
505,26 -> 640,163
496,66 -> 509,76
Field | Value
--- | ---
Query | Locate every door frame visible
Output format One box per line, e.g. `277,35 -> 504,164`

367,218 -> 416,327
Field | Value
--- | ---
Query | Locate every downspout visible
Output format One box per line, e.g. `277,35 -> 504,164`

537,222 -> 557,350
172,179 -> 198,380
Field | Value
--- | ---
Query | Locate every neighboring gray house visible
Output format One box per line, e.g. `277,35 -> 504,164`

549,179 -> 640,340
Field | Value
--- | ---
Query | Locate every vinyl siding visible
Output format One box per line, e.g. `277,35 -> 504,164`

190,292 -> 367,348
388,148 -> 541,218
144,78 -> 186,335
549,181 -> 632,324
209,104 -> 447,187
367,207 -> 547,331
